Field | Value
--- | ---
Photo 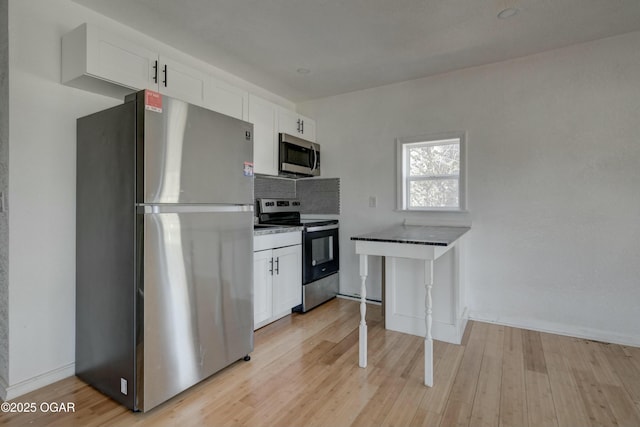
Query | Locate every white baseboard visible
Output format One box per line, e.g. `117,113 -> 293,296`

332,298 -> 639,348
338,293 -> 468,345
0,363 -> 75,401
337,293 -> 382,305
469,311 -> 640,347
385,318 -> 464,345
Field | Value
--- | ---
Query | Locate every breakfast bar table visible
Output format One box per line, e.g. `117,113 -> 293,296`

351,224 -> 470,386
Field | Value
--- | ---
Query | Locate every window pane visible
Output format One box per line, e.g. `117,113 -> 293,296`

409,143 -> 459,177
409,179 -> 459,208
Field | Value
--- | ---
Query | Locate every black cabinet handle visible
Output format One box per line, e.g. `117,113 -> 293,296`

162,64 -> 167,87
153,60 -> 158,83
301,120 -> 304,134
275,257 -> 280,275
268,258 -> 273,275
296,119 -> 300,133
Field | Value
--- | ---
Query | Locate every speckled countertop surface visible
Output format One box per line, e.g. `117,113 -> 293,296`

253,225 -> 304,236
351,225 -> 470,246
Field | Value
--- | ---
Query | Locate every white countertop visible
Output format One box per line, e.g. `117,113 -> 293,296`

351,225 -> 470,246
253,225 -> 303,236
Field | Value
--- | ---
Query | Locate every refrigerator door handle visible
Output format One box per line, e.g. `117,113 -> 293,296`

137,204 -> 254,214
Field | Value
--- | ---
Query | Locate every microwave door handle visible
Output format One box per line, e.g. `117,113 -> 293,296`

312,145 -> 318,172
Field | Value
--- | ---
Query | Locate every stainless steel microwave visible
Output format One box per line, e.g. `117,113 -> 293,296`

279,133 -> 320,177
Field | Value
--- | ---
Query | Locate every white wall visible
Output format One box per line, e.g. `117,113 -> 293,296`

0,0 -> 9,390
6,0 -> 119,399
299,31 -> 640,346
4,0 -> 294,400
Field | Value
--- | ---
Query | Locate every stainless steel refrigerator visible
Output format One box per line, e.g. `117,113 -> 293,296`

76,90 -> 255,412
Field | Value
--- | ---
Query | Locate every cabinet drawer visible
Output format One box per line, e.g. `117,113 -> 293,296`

254,231 -> 301,252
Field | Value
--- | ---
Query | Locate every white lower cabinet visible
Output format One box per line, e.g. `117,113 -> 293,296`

253,250 -> 274,327
253,232 -> 302,330
271,245 -> 303,316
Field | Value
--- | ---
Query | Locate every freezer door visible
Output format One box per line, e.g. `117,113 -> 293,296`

138,206 -> 254,411
141,94 -> 254,204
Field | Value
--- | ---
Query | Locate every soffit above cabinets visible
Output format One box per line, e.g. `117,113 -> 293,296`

72,0 -> 640,102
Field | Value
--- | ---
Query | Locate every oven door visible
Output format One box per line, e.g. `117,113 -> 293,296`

303,224 -> 339,284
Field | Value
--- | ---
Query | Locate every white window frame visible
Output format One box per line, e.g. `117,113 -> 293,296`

396,131 -> 467,212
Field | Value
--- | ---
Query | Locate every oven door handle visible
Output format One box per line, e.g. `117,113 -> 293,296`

305,224 -> 339,233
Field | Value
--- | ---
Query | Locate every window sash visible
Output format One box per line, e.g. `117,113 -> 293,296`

405,177 -> 460,209
406,174 -> 459,181
406,141 -> 460,178
396,132 -> 466,211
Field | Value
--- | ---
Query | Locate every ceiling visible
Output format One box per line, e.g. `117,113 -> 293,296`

72,0 -> 640,102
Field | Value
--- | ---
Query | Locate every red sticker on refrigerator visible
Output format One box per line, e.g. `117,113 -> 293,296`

243,162 -> 254,177
144,90 -> 162,113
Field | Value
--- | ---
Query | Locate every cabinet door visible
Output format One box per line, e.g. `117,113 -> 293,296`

62,23 -> 157,98
88,25 -> 156,90
207,76 -> 249,121
158,56 -> 208,107
278,108 -> 302,138
298,113 -> 316,142
253,250 -> 273,329
272,245 -> 302,317
278,108 -> 316,142
249,95 -> 279,176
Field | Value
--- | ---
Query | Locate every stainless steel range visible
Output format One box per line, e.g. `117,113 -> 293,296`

258,198 -> 339,312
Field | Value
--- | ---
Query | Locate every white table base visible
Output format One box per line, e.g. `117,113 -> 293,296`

358,253 -> 434,386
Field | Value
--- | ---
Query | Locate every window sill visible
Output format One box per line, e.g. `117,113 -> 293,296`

395,208 -> 469,214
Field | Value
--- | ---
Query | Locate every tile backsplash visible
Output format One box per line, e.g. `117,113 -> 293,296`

254,175 -> 296,200
254,175 -> 340,215
296,178 -> 340,215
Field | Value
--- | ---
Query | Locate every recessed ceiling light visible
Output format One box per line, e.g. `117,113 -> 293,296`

296,68 -> 311,74
497,7 -> 519,19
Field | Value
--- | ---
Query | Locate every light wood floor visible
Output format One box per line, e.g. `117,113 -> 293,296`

2,298 -> 640,427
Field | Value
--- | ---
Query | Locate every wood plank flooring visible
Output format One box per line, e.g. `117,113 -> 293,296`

1,298 -> 639,427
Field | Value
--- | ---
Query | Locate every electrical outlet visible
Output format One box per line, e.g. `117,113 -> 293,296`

0,192 -> 4,213
121,378 -> 128,395
368,196 -> 377,208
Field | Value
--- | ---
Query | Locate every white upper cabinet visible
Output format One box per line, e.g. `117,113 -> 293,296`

62,23 -> 318,168
278,108 -> 316,142
62,23 -> 248,116
249,94 -> 279,176
156,55 -> 207,107
206,76 -> 249,121
62,23 -> 157,99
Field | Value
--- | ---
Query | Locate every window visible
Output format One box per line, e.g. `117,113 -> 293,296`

396,132 -> 466,211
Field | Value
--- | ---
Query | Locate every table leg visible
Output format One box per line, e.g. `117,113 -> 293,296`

424,259 -> 434,387
359,254 -> 368,368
